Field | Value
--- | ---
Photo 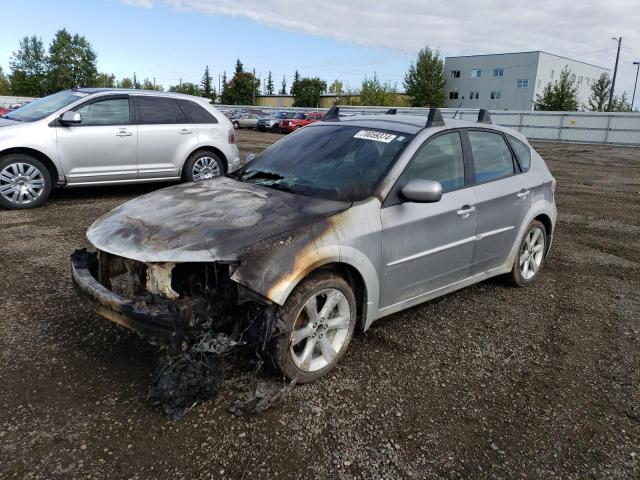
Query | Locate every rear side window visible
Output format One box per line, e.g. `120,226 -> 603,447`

468,131 -> 515,183
136,96 -> 186,124
76,98 -> 129,125
507,135 -> 532,171
401,132 -> 465,192
178,100 -> 217,123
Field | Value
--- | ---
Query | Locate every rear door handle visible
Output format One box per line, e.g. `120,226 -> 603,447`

517,190 -> 531,198
116,129 -> 132,137
456,205 -> 476,217
179,129 -> 193,135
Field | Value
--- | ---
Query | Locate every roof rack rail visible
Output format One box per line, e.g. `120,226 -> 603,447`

477,109 -> 492,124
425,108 -> 445,128
322,105 -> 340,121
385,108 -> 397,115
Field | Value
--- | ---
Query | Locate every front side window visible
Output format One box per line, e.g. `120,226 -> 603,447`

507,135 -> 532,171
400,132 -> 465,192
468,131 -> 515,183
471,69 -> 482,78
235,125 -> 413,201
75,98 -> 129,126
136,96 -> 185,124
3,90 -> 87,122
293,113 -> 307,119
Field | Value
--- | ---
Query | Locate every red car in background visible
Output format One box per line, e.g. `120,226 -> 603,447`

0,107 -> 10,117
279,111 -> 324,133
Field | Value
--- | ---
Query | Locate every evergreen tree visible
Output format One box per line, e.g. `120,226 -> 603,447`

279,75 -> 287,95
359,74 -> 398,106
141,78 -> 162,91
403,47 -> 446,107
132,73 -> 141,89
95,72 -> 116,88
329,79 -> 344,95
0,67 -> 11,94
118,77 -> 134,89
290,70 -> 301,95
201,65 -> 215,100
234,59 -> 244,76
266,71 -> 274,95
588,73 -> 612,111
47,29 -> 98,92
534,68 -> 579,111
293,77 -> 326,107
612,92 -> 632,112
9,35 -> 48,96
169,82 -> 201,96
221,70 -> 259,105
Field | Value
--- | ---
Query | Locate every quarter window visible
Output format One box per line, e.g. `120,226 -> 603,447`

401,132 -> 465,192
136,96 -> 187,124
75,98 -> 129,125
179,100 -> 218,123
507,135 -> 532,171
468,131 -> 515,183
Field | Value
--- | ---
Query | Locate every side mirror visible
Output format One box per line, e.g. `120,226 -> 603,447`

245,153 -> 257,163
60,111 -> 81,125
401,179 -> 443,203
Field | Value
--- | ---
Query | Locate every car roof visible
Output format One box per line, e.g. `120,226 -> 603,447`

73,88 -> 210,103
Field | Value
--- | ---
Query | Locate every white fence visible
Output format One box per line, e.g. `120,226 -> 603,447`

220,104 -> 640,146
0,95 -> 37,108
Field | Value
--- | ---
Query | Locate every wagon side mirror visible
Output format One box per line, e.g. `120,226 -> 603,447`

401,179 -> 443,203
60,111 -> 81,125
245,153 -> 257,163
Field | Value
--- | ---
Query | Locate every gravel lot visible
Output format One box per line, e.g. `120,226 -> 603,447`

1,130 -> 639,479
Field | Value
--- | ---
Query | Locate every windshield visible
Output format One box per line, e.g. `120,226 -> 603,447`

293,113 -> 307,120
235,125 -> 413,201
2,91 -> 87,122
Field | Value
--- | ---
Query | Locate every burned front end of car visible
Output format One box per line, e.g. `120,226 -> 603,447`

71,248 -> 277,350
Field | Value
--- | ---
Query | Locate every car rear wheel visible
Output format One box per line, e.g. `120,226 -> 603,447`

508,220 -> 547,287
183,151 -> 224,182
270,271 -> 356,383
0,154 -> 52,210
271,124 -> 280,133
233,121 -> 240,129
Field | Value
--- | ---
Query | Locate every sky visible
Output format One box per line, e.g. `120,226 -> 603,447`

1,0 -> 639,98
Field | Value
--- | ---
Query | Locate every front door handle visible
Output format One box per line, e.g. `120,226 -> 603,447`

517,190 -> 531,198
179,129 -> 193,135
456,205 -> 476,217
116,129 -> 132,137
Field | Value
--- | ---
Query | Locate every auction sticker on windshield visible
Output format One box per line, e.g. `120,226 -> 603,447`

353,130 -> 397,143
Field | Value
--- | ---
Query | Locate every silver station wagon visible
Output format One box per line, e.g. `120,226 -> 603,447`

72,107 -> 557,383
0,89 -> 240,209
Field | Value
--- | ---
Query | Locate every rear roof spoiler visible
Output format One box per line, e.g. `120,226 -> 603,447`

425,108 -> 445,128
477,109 -> 492,124
322,105 -> 340,121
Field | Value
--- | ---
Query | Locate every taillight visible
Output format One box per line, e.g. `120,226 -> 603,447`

551,177 -> 556,193
228,128 -> 235,144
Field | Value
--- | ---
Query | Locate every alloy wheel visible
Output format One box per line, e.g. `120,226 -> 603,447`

0,162 -> 46,205
290,288 -> 352,372
519,227 -> 545,280
192,157 -> 221,180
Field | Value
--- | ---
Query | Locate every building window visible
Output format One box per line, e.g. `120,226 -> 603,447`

449,91 -> 459,100
490,91 -> 502,99
493,68 -> 504,77
469,91 -> 479,100
570,74 -> 576,83
577,76 -> 583,85
516,79 -> 529,88
550,69 -> 555,79
471,69 -> 482,78
451,70 -> 461,78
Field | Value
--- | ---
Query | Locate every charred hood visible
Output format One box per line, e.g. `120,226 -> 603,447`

87,177 -> 350,263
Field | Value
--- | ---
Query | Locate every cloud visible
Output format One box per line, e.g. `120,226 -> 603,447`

121,0 -> 154,8
121,0 -> 640,94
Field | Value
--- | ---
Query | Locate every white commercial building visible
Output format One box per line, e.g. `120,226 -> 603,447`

444,51 -> 609,111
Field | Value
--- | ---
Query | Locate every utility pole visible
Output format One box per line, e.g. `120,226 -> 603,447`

252,68 -> 256,106
608,36 -> 622,112
632,61 -> 640,111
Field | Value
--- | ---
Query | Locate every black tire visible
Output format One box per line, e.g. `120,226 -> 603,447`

271,124 -> 280,133
270,271 -> 357,383
508,219 -> 547,287
233,121 -> 240,129
182,150 -> 224,182
0,154 -> 52,210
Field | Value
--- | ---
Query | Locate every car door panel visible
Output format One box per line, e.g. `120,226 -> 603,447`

56,96 -> 137,184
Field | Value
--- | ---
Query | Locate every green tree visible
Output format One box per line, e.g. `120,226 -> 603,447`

234,59 -> 244,76
9,35 -> 48,96
0,66 -> 12,95
118,77 -> 134,89
221,71 -> 260,105
141,78 -> 162,91
588,73 -> 611,111
612,92 -> 632,112
47,29 -> 97,92
358,74 -> 398,106
290,70 -> 301,95
95,72 -> 116,88
169,82 -> 202,96
534,68 -> 579,111
329,79 -> 344,95
132,73 -> 141,89
403,47 -> 446,107
201,65 -> 215,100
266,71 -> 274,95
293,77 -> 327,107
279,75 -> 287,95
220,71 -> 228,101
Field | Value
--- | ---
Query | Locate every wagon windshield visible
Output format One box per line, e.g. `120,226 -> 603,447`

235,124 -> 413,201
2,90 -> 87,122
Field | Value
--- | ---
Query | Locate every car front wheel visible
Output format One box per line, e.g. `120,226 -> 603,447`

0,154 -> 52,210
270,271 -> 356,383
509,219 -> 547,287
183,151 -> 224,182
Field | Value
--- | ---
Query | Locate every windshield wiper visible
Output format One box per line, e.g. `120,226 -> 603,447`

240,169 -> 284,182
3,115 -> 22,122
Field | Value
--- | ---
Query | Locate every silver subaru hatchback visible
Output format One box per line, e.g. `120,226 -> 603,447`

0,89 -> 240,209
72,108 -> 556,383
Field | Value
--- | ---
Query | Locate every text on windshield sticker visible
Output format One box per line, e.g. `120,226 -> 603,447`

353,130 -> 397,143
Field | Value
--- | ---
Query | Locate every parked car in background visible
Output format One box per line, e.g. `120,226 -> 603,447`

0,88 -> 240,209
256,111 -> 295,132
8,101 -> 31,110
71,108 -> 556,383
280,112 -> 324,133
231,113 -> 261,129
0,107 -> 10,117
